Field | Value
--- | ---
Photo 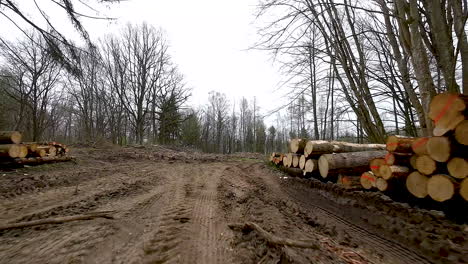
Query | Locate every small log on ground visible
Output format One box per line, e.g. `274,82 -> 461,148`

406,171 -> 429,198
428,93 -> 468,136
303,159 -> 318,174
411,137 -> 430,155
386,135 -> 415,153
228,222 -> 319,249
379,165 -> 410,180
370,158 -> 385,177
454,120 -> 468,145
304,140 -> 385,157
0,211 -> 114,231
460,178 -> 468,202
0,131 -> 22,144
290,139 -> 308,154
360,171 -> 376,189
415,155 -> 438,175
447,157 -> 468,179
383,152 -> 411,166
318,150 -> 387,178
427,174 -> 457,202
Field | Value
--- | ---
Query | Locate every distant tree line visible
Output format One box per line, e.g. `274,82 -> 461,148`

0,23 -> 189,145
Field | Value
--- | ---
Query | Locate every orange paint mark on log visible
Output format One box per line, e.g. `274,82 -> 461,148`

413,137 -> 428,150
434,94 -> 458,124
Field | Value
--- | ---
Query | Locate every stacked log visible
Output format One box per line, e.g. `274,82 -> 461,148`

0,131 -> 71,165
367,93 -> 468,202
269,93 -> 467,204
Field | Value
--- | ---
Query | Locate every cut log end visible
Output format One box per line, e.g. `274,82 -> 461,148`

0,131 -> 22,144
447,157 -> 468,179
318,155 -> 329,178
406,171 -> 429,198
460,178 -> 468,202
304,159 -> 318,173
427,175 -> 455,202
427,137 -> 451,162
299,155 -> 306,170
376,178 -> 389,192
360,172 -> 376,189
415,155 -> 437,175
386,135 -> 415,153
454,120 -> 468,146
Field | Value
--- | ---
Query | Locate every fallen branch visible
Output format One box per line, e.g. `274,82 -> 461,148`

0,211 -> 115,231
228,222 -> 319,249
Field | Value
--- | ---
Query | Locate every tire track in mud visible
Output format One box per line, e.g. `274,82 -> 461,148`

141,165 -> 195,264
186,164 -> 232,264
252,163 -> 433,264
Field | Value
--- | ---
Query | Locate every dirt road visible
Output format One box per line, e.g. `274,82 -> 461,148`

0,146 -> 466,263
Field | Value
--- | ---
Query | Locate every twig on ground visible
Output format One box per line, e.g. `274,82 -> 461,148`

228,222 -> 320,249
0,211 -> 115,231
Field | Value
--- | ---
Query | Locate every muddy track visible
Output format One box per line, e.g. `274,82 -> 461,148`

0,147 -> 465,264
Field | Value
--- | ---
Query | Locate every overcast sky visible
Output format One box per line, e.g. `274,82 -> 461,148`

1,0 -> 286,119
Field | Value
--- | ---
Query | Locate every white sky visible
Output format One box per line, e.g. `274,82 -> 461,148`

0,0 -> 285,118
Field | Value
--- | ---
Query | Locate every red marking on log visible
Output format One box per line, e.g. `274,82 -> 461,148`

413,137 -> 429,149
384,153 -> 391,163
361,175 -> 376,182
434,94 -> 458,124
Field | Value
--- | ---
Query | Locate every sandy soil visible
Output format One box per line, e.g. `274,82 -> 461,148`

0,146 -> 466,264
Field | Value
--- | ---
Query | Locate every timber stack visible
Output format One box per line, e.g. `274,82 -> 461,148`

0,131 -> 72,165
362,93 -> 468,203
270,93 -> 468,204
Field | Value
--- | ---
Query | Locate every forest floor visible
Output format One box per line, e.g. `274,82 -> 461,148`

0,145 -> 466,264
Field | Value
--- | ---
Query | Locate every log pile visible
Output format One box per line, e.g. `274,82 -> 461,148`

360,93 -> 468,202
269,93 -> 467,204
269,139 -> 387,186
0,131 -> 72,165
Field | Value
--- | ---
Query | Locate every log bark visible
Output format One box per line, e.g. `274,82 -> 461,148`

304,140 -> 385,157
460,178 -> 468,202
379,165 -> 410,180
0,144 -> 21,158
386,135 -> 415,153
319,150 -> 387,178
279,167 -> 304,177
454,120 -> 468,145
303,159 -> 318,174
406,171 -> 429,198
415,155 -> 438,175
447,157 -> 468,179
0,211 -> 114,231
370,158 -> 385,176
383,152 -> 411,166
411,137 -> 430,155
290,138 -> 308,154
360,171 -> 376,189
0,131 -> 22,144
428,93 -> 468,136
427,174 -> 457,202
